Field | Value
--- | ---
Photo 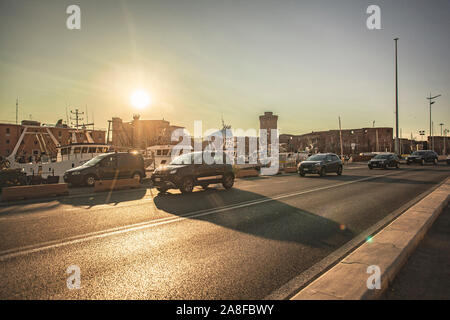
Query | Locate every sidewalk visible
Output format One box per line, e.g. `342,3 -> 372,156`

383,204 -> 450,300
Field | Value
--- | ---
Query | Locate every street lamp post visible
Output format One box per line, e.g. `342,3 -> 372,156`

427,93 -> 441,151
444,128 -> 448,155
394,38 -> 400,155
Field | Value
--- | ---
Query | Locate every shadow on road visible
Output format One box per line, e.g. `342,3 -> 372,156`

153,186 -> 355,249
58,188 -> 147,209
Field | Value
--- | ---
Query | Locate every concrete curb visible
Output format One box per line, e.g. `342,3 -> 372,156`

291,178 -> 450,300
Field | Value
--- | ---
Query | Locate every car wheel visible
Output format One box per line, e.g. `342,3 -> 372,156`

396,163 -> 399,169
131,172 -> 142,183
319,167 -> 326,177
84,175 -> 96,187
433,158 -> 438,165
180,177 -> 194,193
336,165 -> 342,175
421,159 -> 425,166
222,173 -> 234,189
299,170 -> 305,177
368,165 -> 373,170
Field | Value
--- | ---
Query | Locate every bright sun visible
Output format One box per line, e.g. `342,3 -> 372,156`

130,90 -> 151,109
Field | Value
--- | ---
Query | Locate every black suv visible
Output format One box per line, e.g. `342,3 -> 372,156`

368,153 -> 399,169
298,153 -> 343,177
151,151 -> 235,193
406,150 -> 438,165
64,152 -> 145,186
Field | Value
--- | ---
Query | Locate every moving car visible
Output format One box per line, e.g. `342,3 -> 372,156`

64,152 -> 145,186
151,151 -> 235,193
406,150 -> 438,165
297,153 -> 343,177
368,153 -> 399,169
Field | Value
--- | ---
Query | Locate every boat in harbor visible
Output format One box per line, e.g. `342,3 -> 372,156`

145,144 -> 193,171
6,125 -> 110,181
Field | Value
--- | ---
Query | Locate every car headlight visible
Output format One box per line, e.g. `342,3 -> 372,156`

314,163 -> 321,166
169,169 -> 177,174
71,171 -> 81,175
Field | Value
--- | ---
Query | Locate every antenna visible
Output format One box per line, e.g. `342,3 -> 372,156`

65,106 -> 69,126
16,98 -> 19,124
70,108 -> 84,130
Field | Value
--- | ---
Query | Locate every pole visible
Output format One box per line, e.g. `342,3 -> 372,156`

376,129 -> 379,152
429,93 -> 432,150
15,98 -> 18,125
444,129 -> 448,155
339,116 -> 344,160
394,38 -> 399,155
426,94 -> 441,151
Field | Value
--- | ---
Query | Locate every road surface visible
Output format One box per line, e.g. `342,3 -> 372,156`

0,164 -> 448,299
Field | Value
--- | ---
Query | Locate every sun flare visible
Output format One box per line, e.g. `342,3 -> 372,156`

130,90 -> 151,109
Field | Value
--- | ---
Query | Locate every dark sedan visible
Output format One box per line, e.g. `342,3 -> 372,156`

406,150 -> 438,165
368,153 -> 399,169
298,153 -> 343,177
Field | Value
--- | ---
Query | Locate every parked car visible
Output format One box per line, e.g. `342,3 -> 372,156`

0,168 -> 27,191
368,153 -> 399,169
406,150 -> 438,165
64,152 -> 145,186
151,151 -> 235,193
297,153 -> 343,177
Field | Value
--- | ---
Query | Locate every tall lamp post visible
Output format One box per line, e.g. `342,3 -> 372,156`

394,38 -> 400,155
444,128 -> 448,155
427,93 -> 441,151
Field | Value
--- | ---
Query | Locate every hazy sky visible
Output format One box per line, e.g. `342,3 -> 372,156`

0,0 -> 449,138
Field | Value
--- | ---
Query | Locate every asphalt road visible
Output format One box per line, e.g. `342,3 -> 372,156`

0,164 -> 448,299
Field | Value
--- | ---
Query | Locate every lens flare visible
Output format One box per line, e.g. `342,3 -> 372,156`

130,90 -> 151,109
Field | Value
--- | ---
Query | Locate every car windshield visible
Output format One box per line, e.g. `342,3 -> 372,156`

374,154 -> 390,159
170,153 -> 194,165
82,154 -> 109,167
307,154 -> 327,161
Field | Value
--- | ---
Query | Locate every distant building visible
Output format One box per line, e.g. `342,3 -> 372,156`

110,115 -> 185,150
280,127 -> 393,155
428,136 -> 450,155
0,120 -> 106,158
259,112 -> 278,146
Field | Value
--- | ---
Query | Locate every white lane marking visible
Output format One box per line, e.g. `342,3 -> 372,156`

0,171 -> 401,261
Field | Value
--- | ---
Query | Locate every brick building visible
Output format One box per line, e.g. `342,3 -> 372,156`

110,115 -> 185,150
0,120 -> 106,159
428,136 -> 450,155
280,127 -> 393,155
259,112 -> 278,146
